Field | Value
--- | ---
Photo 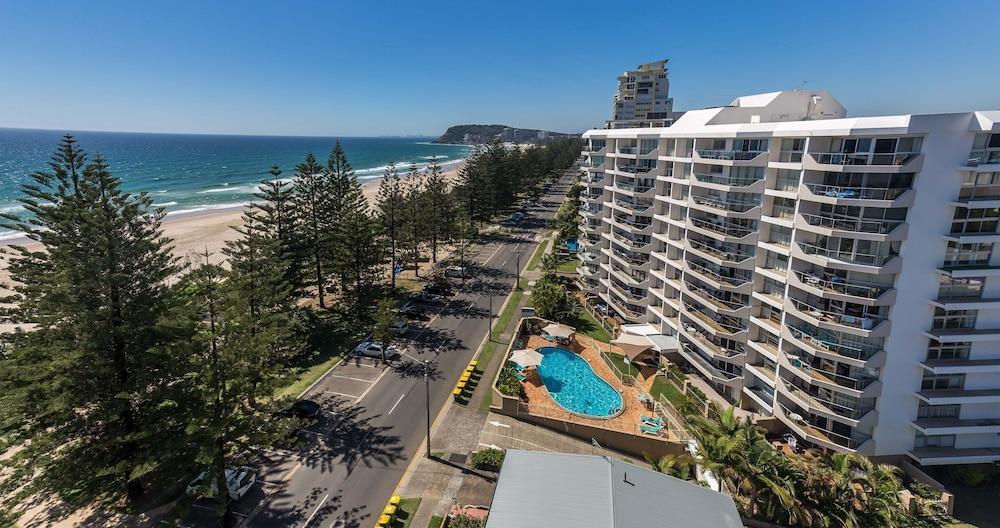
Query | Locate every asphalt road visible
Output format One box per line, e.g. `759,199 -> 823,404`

225,171 -> 575,528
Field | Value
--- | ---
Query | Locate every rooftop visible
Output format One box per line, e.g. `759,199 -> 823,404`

485,450 -> 742,528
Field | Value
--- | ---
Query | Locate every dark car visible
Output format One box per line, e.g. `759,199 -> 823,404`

283,399 -> 321,420
408,291 -> 447,305
422,282 -> 451,296
399,303 -> 430,321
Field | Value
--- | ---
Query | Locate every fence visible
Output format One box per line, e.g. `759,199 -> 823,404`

579,295 -> 618,338
597,347 -> 637,386
660,367 -> 719,421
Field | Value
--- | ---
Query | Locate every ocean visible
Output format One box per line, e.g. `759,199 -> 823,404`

0,128 -> 472,239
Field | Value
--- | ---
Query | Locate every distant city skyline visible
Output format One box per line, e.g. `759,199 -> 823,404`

1,0 -> 998,137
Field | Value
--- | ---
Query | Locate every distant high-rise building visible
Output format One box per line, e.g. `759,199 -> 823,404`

607,60 -> 675,129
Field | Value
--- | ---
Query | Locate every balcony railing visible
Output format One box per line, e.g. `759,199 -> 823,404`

967,149 -> 1000,166
684,280 -> 747,311
800,212 -> 904,235
696,149 -> 766,161
614,232 -> 651,249
691,195 -> 760,213
788,298 -> 885,331
614,199 -> 652,213
793,270 -> 888,300
583,145 -> 606,153
683,321 -> 745,357
687,238 -> 754,264
784,353 -> 878,391
693,172 -> 764,187
778,151 -> 804,163
780,379 -> 875,420
618,146 -> 637,155
612,247 -> 649,266
680,342 -> 739,379
609,294 -> 646,318
616,181 -> 654,193
686,260 -> 752,287
689,217 -> 755,238
797,242 -> 897,267
810,151 -> 919,166
777,402 -> 871,450
786,322 -> 881,362
805,183 -> 909,201
613,215 -> 652,230
612,279 -> 646,300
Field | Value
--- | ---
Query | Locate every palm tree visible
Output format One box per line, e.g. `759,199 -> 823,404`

644,453 -> 694,480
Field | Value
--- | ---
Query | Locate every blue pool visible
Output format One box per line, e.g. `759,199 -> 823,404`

565,239 -> 579,251
535,346 -> 623,418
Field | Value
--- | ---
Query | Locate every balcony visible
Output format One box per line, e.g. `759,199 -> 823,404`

608,293 -> 646,320
688,217 -> 756,240
778,379 -> 875,423
682,301 -> 747,338
677,342 -> 741,386
798,212 -> 905,237
784,321 -> 882,364
916,388 -> 1000,405
611,246 -> 649,267
908,447 -> 1000,466
796,241 -> 898,269
611,214 -> 652,232
583,145 -> 607,154
913,417 -> 1000,435
681,321 -> 745,360
791,270 -> 892,303
696,149 -> 767,161
687,237 -> 754,266
804,183 -> 910,202
618,146 -> 638,155
777,150 -> 804,163
692,172 -> 764,189
809,151 -> 919,166
781,352 -> 879,393
615,180 -> 655,194
613,199 -> 652,214
786,297 -> 887,334
685,259 -> 752,290
617,164 -> 654,175
775,401 -> 872,452
966,149 -> 1000,167
691,195 -> 761,214
684,279 -> 748,313
613,231 -> 651,251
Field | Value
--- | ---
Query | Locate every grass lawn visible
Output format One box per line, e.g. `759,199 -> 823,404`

525,235 -> 550,271
556,259 -> 578,274
277,349 -> 347,399
604,352 -> 640,378
649,375 -> 686,408
476,281 -> 526,411
427,516 -> 444,528
568,304 -> 611,343
389,498 -> 421,528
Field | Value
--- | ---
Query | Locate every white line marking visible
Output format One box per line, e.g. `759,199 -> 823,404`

355,367 -> 391,403
323,391 -> 362,399
302,494 -> 329,527
487,420 -> 511,428
327,374 -> 375,384
387,393 -> 406,415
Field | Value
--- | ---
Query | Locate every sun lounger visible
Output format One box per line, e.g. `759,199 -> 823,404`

641,415 -> 664,426
640,423 -> 663,435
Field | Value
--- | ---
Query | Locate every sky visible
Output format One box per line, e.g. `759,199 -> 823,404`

1,0 -> 998,137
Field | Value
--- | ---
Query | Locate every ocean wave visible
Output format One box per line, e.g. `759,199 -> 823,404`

419,155 -> 448,160
152,201 -> 178,207
198,185 -> 255,194
165,202 -> 250,216
0,205 -> 25,214
0,230 -> 28,242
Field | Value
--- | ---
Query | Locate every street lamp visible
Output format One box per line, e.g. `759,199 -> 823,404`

514,251 -> 520,287
424,359 -> 432,458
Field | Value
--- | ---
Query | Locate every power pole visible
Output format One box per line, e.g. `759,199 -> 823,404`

424,359 -> 432,458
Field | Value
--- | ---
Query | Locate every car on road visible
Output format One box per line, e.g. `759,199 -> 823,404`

352,341 -> 400,360
279,399 -> 321,420
187,466 -> 257,500
398,303 -> 430,321
409,291 -> 448,305
444,266 -> 468,279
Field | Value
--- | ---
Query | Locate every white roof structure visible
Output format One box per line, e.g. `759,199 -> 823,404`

485,450 -> 742,528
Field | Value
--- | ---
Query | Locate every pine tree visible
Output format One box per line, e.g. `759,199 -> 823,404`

326,144 -> 381,318
399,164 -> 426,277
254,166 -> 301,295
375,162 -> 404,289
0,136 -> 181,506
372,298 -> 398,364
422,158 -> 454,263
291,153 -> 333,308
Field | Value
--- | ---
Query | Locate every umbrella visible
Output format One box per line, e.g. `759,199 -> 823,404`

612,333 -> 654,361
509,348 -> 544,368
542,323 -> 575,339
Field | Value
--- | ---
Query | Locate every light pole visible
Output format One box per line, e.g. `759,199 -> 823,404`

488,283 -> 494,338
515,251 -> 520,287
424,359 -> 431,458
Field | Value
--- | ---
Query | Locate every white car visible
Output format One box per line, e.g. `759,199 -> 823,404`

445,266 -> 468,278
187,466 -> 256,500
390,321 -> 410,336
353,341 -> 400,359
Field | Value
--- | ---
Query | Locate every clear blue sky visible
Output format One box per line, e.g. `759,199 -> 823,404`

1,0 -> 998,137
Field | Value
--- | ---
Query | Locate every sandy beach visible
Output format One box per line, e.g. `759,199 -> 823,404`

0,162 -> 464,320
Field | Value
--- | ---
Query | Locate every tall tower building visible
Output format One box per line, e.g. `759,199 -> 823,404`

580,90 -> 1000,466
607,60 -> 675,129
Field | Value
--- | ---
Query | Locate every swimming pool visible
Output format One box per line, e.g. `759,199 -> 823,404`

535,346 -> 623,418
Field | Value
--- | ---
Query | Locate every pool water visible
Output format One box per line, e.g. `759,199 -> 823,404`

565,239 -> 579,251
535,346 -> 623,418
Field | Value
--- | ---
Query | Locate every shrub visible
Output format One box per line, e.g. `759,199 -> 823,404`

449,515 -> 484,528
471,448 -> 505,471
496,367 -> 523,398
948,465 -> 987,487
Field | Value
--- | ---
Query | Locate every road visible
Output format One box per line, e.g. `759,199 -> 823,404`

222,171 -> 575,528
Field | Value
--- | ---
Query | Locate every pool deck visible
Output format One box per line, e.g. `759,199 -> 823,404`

520,335 -> 675,440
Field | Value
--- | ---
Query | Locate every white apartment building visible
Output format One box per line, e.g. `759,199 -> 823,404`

607,60 -> 674,129
579,90 -> 1000,466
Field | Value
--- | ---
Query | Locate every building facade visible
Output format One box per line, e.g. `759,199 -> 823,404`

607,60 -> 674,129
580,90 -> 1000,465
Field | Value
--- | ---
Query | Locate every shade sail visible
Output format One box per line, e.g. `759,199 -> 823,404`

542,323 -> 575,339
612,333 -> 654,361
510,348 -> 544,367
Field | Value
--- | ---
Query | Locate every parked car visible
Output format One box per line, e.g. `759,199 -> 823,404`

409,291 -> 447,305
279,399 -> 321,420
352,341 -> 400,360
390,321 -> 410,336
422,281 -> 451,296
444,266 -> 468,279
398,303 -> 429,321
187,466 -> 257,500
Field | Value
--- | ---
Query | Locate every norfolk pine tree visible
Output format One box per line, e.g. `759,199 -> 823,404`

291,153 -> 333,308
375,162 -> 404,289
421,158 -> 454,263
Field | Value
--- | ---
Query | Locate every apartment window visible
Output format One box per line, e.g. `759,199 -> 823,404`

734,138 -> 768,152
917,403 -> 961,419
944,241 -> 992,267
932,307 -> 977,329
914,434 -> 956,449
774,169 -> 800,191
781,138 -> 805,152
770,197 -> 796,219
833,137 -> 872,154
639,139 -> 658,154
921,374 -> 965,391
951,207 -> 999,234
960,172 -> 1000,200
937,276 -> 984,299
766,225 -> 793,247
763,250 -> 789,272
761,277 -> 784,297
926,340 -> 971,361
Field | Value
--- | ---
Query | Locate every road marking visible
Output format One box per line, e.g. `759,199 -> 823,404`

487,420 -> 511,428
302,494 -> 329,527
327,374 -> 375,384
323,391 -> 361,399
355,367 -> 391,403
387,393 -> 406,415
481,432 -> 555,451
477,443 -> 502,450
